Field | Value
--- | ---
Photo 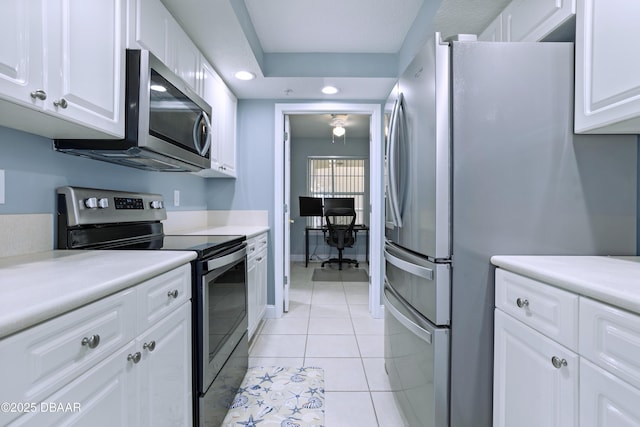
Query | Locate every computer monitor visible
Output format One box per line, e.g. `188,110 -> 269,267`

323,197 -> 355,212
299,196 -> 323,217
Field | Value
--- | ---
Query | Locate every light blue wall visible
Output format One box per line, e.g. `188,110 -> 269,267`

0,125 -> 208,215
290,136 -> 370,258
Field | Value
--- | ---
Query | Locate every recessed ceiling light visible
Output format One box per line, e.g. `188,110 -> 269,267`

150,84 -> 167,92
235,71 -> 256,81
322,86 -> 339,95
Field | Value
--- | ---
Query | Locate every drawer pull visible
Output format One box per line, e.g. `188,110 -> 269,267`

143,341 -> 156,352
516,298 -> 529,308
167,289 -> 179,299
30,89 -> 47,100
53,98 -> 68,109
551,356 -> 568,369
81,334 -> 100,349
127,352 -> 142,364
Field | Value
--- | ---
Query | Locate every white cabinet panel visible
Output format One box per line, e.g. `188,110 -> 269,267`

0,288 -> 136,425
197,59 -> 237,178
0,0 -> 44,107
580,298 -> 640,389
575,0 -> 640,133
247,233 -> 268,338
0,0 -> 124,138
502,0 -> 575,41
493,309 -> 578,427
478,14 -> 503,41
8,342 -> 138,427
136,264 -> 191,331
131,0 -> 169,61
47,0 -> 125,136
495,269 -> 578,351
137,303 -> 192,427
580,358 -> 640,427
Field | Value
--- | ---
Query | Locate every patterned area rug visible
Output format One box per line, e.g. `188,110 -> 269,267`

221,366 -> 325,427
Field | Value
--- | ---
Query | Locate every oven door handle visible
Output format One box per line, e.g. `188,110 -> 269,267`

206,246 -> 247,270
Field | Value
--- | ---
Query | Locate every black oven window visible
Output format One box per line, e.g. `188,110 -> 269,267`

208,261 -> 247,362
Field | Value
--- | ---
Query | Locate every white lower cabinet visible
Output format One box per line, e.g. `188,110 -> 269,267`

0,264 -> 192,427
494,268 -> 640,427
493,310 -> 578,427
136,302 -> 192,427
247,233 -> 268,339
580,358 -> 640,427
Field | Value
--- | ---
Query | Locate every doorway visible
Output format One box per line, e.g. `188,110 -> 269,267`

273,103 -> 383,319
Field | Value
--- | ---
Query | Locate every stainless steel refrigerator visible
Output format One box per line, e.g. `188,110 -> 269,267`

383,33 -> 637,427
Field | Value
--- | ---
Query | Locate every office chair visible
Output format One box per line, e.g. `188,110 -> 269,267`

321,207 -> 359,270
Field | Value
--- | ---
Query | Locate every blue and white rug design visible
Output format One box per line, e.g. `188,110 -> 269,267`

221,366 -> 325,427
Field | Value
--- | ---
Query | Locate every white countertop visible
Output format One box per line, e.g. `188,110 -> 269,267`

178,225 -> 269,239
491,255 -> 640,315
0,250 -> 196,338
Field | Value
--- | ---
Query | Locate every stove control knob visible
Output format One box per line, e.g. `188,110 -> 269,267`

150,200 -> 164,209
84,197 -> 98,209
98,198 -> 109,209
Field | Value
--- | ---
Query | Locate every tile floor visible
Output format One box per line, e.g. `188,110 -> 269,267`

249,262 -> 408,427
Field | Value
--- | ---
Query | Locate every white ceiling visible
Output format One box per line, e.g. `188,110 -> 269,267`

161,0 -> 510,101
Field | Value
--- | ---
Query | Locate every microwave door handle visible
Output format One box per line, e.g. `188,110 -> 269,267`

199,111 -> 212,156
192,111 -> 212,156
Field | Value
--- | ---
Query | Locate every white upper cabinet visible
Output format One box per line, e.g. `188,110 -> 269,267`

574,0 -> 640,133
502,0 -> 575,41
478,14 -> 503,41
479,0 -> 575,42
128,0 -> 200,92
0,0 -> 125,139
197,59 -> 237,178
0,1 -> 45,106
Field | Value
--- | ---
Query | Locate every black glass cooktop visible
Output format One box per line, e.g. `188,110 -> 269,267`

161,234 -> 245,259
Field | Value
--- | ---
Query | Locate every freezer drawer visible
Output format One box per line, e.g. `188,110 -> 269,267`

384,286 -> 450,427
385,242 -> 451,326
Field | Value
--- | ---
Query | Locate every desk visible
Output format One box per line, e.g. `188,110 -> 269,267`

305,225 -> 369,267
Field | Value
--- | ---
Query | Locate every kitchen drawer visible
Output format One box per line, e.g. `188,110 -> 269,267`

580,297 -> 640,389
136,264 -> 191,331
0,288 -> 136,423
495,269 -> 578,351
247,233 -> 267,260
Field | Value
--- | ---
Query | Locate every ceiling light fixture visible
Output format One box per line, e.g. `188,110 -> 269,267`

322,86 -> 339,95
235,71 -> 256,81
330,114 -> 348,143
150,84 -> 167,92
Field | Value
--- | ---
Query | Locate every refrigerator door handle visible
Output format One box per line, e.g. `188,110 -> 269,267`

386,94 -> 403,227
384,247 -> 434,280
384,286 -> 432,344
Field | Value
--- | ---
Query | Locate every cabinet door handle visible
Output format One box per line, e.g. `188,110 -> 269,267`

53,98 -> 68,109
516,298 -> 529,308
143,341 -> 156,352
81,334 -> 100,349
551,356 -> 568,369
30,89 -> 47,100
127,352 -> 142,364
167,289 -> 179,299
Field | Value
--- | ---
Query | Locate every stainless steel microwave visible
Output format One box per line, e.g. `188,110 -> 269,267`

55,50 -> 212,172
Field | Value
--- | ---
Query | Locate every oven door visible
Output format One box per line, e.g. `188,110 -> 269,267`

197,243 -> 248,395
